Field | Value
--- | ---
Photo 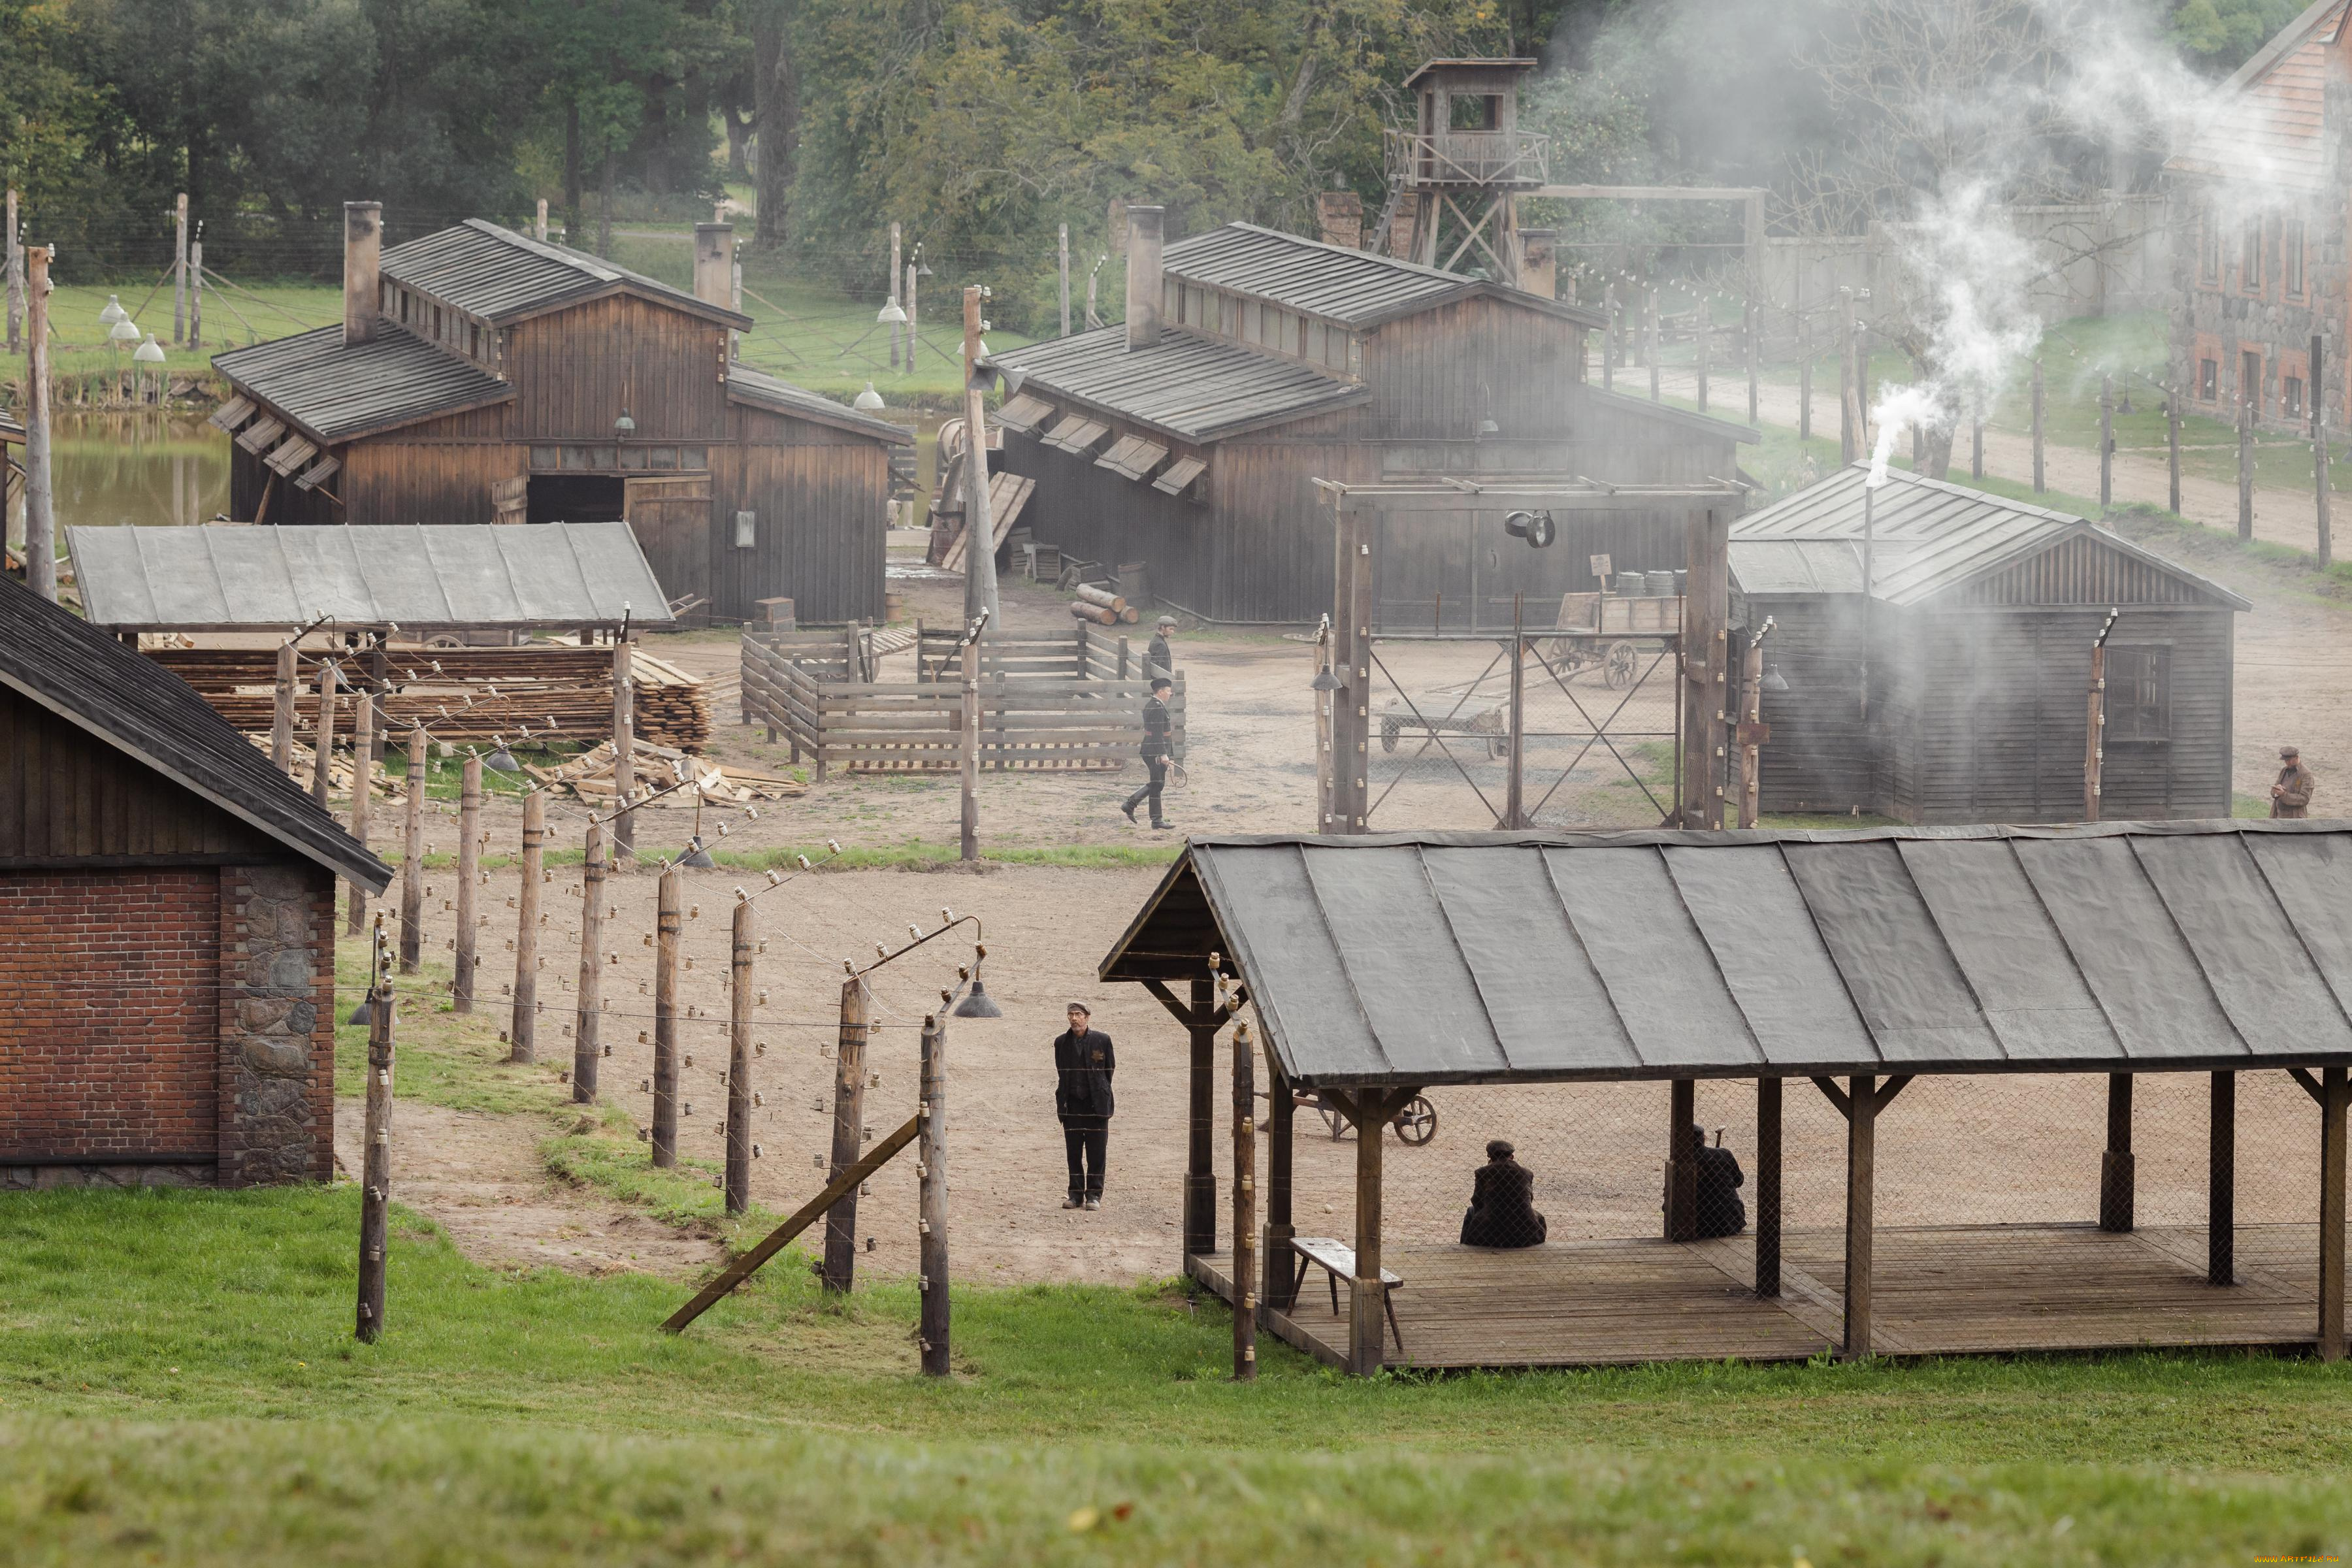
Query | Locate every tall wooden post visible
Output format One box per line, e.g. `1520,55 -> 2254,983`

823,977 -> 871,1292
188,235 -> 202,350
725,897 -> 755,1215
2317,422 -> 2332,570
2168,378 -> 2183,514
346,681 -> 375,935
960,633 -> 980,861
453,752 -> 481,1013
310,662 -> 339,809
1745,290 -> 1759,427
918,1010 -> 951,1375
4,188 -> 18,353
1695,306 -> 1710,413
535,199 -> 548,244
1680,506 -> 1730,828
2210,1070 -> 2235,1286
1501,597 -> 1526,829
272,642 -> 299,774
2084,628 -> 2108,823
1842,1072 -> 1876,1361
1231,1020 -> 1258,1380
574,822 -> 606,1101
1315,626 -> 1337,830
1349,1090 -> 1388,1377
906,261 -> 919,365
2321,1064 -> 2347,1362
1971,408 -> 1984,480
1328,502 -> 1372,832
2099,372 -> 2114,510
2238,396 -> 2255,542
356,932 -> 395,1343
173,191 -> 188,345
1665,1078 -> 1698,1241
1837,287 -> 1855,468
1264,1060 -> 1296,1316
1184,976 -> 1218,1257
1756,1077 -> 1782,1298
651,864 -> 681,1167
2099,1072 -> 2134,1232
611,638 -> 635,857
1058,223 -> 1071,339
22,244 -> 52,601
1601,283 -> 1616,393
888,220 -> 904,370
399,727 -> 425,973
2031,357 -> 2046,494
1737,625 -> 1765,829
1646,287 -> 1661,402
961,286 -> 1002,623
510,789 -> 544,1062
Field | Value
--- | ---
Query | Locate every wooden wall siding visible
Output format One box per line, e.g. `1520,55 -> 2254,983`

341,439 -> 527,528
0,685 -> 277,862
998,433 -> 1219,613
1944,534 -> 2219,607
504,295 -> 728,442
1357,298 -> 1586,440
1752,596 -> 1878,813
231,445 -> 341,528
721,406 -> 889,625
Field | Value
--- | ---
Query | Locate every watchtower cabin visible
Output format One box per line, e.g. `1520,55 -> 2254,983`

983,212 -> 1754,625
210,203 -> 909,625
1377,58 -> 1548,287
1731,466 -> 2247,823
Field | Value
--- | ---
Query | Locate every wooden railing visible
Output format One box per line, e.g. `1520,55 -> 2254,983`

1385,129 -> 1549,188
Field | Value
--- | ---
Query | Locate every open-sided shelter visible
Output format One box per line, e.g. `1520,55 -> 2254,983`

0,571 -> 390,1189
211,204 -> 908,624
1731,466 -> 2247,823
984,214 -> 1754,624
1104,826 -> 2352,1374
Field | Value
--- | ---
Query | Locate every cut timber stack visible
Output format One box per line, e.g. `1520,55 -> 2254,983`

1070,583 -> 1139,625
528,739 -> 806,806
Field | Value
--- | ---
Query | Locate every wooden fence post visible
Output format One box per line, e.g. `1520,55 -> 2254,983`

1501,598 -> 1526,830
574,821 -> 606,1102
1745,290 -> 1759,428
510,787 -> 543,1062
612,638 -> 636,857
346,681 -> 374,936
1646,287 -> 1661,402
919,1009 -> 950,1375
399,727 -> 425,973
2323,1064 -> 2347,1362
1264,1058 -> 1296,1316
453,752 -> 481,1013
1695,305 -> 1710,413
310,662 -> 338,809
959,634 -> 980,862
823,977 -> 871,1292
727,896 -> 755,1215
2099,373 -> 2114,510
357,922 -> 396,1343
272,642 -> 299,774
1231,1019 -> 1258,1381
651,864 -> 681,1167
1601,282 -> 1616,394
2031,358 -> 2046,494
2239,397 -> 2255,542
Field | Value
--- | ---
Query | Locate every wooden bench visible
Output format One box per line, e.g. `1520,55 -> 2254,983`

1284,1236 -> 1406,1356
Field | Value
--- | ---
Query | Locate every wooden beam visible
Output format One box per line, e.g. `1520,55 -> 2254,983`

1811,1076 -> 1852,1119
1185,975 -> 1217,1256
1533,184 -> 1769,203
2100,1072 -> 2134,1233
661,1113 -> 921,1332
1842,1072 -> 1876,1361
1665,1079 -> 1698,1241
2292,1066 -> 2325,1105
1264,1058 -> 1296,1316
1140,977 -> 1197,1028
1231,1022 -> 1258,1381
2210,1070 -> 2235,1286
2323,1065 -> 2347,1362
1756,1077 -> 1782,1298
1874,1074 -> 1914,1115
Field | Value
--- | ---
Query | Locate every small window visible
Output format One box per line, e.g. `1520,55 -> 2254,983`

2287,376 -> 2304,418
1242,299 -> 1262,344
2106,647 -> 2170,741
650,446 -> 678,470
2243,351 -> 2263,406
2199,209 -> 2221,286
399,290 -> 411,324
529,446 -> 560,470
734,510 -> 757,549
2240,221 -> 2263,292
561,446 -> 591,472
2285,218 -> 2307,295
2200,357 -> 2218,400
678,447 -> 708,471
1220,293 -> 1237,337
1305,321 -> 1326,363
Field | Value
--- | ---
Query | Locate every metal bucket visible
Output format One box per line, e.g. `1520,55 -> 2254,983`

1644,569 -> 1676,598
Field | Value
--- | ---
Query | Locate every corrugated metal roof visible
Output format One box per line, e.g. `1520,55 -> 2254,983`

2167,0 -> 2344,192
212,324 -> 513,442
725,365 -> 912,444
985,325 -> 1371,442
67,523 -> 675,631
1101,826 -> 2352,1086
382,220 -> 751,328
1164,221 -> 1600,328
1728,464 -> 2249,608
0,570 -> 391,890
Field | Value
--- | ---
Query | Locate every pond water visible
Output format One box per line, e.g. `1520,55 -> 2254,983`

10,414 -> 231,538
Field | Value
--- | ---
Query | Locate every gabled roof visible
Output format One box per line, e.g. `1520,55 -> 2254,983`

1102,826 -> 2352,1086
68,522 -> 673,632
725,365 -> 912,444
1164,223 -> 1601,329
985,326 -> 1372,444
2166,0 -> 2346,193
1403,57 -> 1539,90
1728,464 -> 2250,610
382,220 -> 753,330
213,324 -> 514,444
0,572 -> 391,890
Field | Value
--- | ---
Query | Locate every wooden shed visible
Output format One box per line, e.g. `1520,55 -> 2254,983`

0,571 -> 390,1189
210,204 -> 909,625
985,218 -> 1754,625
1731,466 -> 2248,823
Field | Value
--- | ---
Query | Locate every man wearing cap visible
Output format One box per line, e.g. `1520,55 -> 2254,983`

1459,1139 -> 1546,1249
1052,1002 -> 1115,1209
1147,614 -> 1178,681
2273,746 -> 2316,819
1120,675 -> 1175,830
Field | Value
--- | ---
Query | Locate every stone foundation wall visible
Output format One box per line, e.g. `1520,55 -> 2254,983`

217,864 -> 338,1186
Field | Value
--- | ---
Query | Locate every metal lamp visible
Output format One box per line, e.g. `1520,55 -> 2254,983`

951,940 -> 1004,1018
853,381 -> 886,412
98,294 -> 128,327
613,408 -> 635,436
108,316 -> 141,345
1311,665 -> 1342,693
1762,664 -> 1789,693
876,299 -> 907,325
675,834 -> 716,869
132,332 -> 166,365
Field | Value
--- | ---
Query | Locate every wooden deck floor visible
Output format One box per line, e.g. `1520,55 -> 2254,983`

1190,1224 -> 2324,1370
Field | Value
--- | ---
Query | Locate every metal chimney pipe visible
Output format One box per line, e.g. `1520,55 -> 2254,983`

1126,204 -> 1164,351
344,201 -> 382,346
693,223 -> 734,310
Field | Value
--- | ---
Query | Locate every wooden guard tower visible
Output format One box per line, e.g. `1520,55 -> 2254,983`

1377,58 -> 1548,287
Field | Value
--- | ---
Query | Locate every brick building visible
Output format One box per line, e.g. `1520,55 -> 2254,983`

1,574 -> 389,1188
2166,0 -> 2352,431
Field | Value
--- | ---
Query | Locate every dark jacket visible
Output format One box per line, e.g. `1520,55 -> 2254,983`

1695,1142 -> 1746,1239
1147,632 -> 1174,679
2274,762 -> 2316,819
1054,1028 -> 1115,1124
1460,1157 -> 1547,1249
1140,694 -> 1171,761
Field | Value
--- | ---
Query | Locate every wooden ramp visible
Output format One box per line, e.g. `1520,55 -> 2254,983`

1191,1224 -> 2322,1370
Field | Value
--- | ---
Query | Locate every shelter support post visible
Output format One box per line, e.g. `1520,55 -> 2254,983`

823,978 -> 871,1292
1756,1077 -> 1782,1298
1343,1088 -> 1412,1377
2323,1065 -> 2347,1362
1231,1021 -> 1257,1380
1264,1060 -> 1296,1318
1679,507 -> 1729,828
2210,1070 -> 2234,1286
1186,976 -> 1217,1256
1844,1071 -> 1875,1360
1665,1078 -> 1698,1242
2099,1073 -> 2134,1233
651,864 -> 681,1168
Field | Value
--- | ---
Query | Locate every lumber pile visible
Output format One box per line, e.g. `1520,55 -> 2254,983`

630,653 -> 712,749
529,739 -> 806,807
1068,582 -> 1139,625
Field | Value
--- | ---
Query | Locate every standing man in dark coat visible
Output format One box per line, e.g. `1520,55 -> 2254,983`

2273,746 -> 2316,818
1120,676 -> 1174,830
1053,1002 -> 1115,1209
1147,614 -> 1177,681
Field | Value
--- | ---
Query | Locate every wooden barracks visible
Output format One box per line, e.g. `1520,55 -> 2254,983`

211,204 -> 907,624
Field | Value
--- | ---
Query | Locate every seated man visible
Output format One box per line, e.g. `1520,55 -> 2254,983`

1693,1126 -> 1746,1239
1460,1139 -> 1548,1249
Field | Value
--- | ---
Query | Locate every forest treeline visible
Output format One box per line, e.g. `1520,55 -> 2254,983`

0,0 -> 2301,329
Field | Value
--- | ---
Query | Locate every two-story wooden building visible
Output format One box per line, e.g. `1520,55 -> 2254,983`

983,213 -> 1754,625
211,204 -> 907,624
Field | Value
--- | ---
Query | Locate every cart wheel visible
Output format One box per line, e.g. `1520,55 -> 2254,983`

1392,1096 -> 1438,1146
1605,640 -> 1639,689
1320,1103 -> 1347,1140
1380,717 -> 1401,753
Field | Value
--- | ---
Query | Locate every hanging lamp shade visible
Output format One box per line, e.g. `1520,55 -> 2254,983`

876,299 -> 907,325
853,382 -> 885,412
614,408 -> 636,436
98,295 -> 128,327
133,332 -> 167,364
109,316 -> 142,345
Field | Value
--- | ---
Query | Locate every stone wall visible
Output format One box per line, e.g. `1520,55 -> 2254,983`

217,863 -> 338,1186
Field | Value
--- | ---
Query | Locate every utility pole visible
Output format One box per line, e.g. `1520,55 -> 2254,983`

536,199 -> 548,244
356,919 -> 396,1343
1837,287 -> 1855,467
960,286 -> 1001,623
2031,357 -> 2046,493
2168,376 -> 2182,515
173,192 -> 188,345
573,821 -> 606,1102
918,1009 -> 951,1377
453,751 -> 480,1013
651,864 -> 681,1167
188,228 -> 203,350
347,677 -> 375,936
2238,395 -> 2255,542
1058,223 -> 1071,338
1601,282 -> 1616,394
888,221 -> 903,370
399,727 -> 425,974
5,188 -> 22,353
906,261 -> 919,370
960,619 -> 983,862
2099,372 -> 2114,511
726,896 -> 756,1216
24,243 -> 54,600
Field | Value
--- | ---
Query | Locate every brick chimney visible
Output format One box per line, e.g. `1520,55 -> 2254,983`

1125,204 -> 1164,351
344,201 -> 382,346
693,222 -> 734,311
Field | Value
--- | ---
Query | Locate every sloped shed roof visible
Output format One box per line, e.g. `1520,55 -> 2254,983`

1102,826 -> 2352,1086
382,220 -> 751,329
1164,222 -> 1601,329
985,326 -> 1371,444
212,324 -> 513,444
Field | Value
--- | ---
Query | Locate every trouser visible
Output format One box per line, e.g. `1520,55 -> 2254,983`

1062,1122 -> 1109,1199
1122,756 -> 1168,824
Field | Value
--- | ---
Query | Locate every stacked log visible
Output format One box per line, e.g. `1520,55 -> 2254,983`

1068,583 -> 1139,625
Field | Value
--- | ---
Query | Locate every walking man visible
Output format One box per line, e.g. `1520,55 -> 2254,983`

1120,674 -> 1174,829
2273,745 -> 2317,818
1147,613 -> 1177,680
1053,1002 -> 1115,1209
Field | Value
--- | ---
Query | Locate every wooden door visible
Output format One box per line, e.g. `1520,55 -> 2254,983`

624,474 -> 714,613
490,475 -> 528,524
